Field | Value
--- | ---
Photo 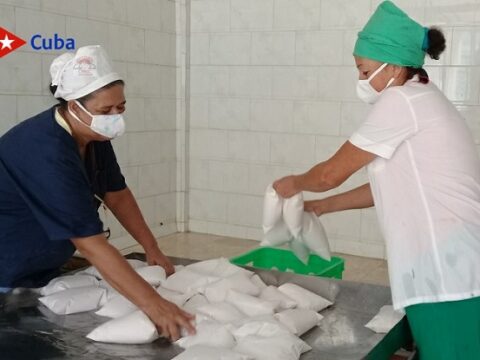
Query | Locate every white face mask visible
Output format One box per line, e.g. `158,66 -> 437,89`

69,100 -> 126,139
356,63 -> 395,104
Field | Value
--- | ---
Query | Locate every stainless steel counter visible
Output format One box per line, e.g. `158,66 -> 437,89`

0,256 -> 411,360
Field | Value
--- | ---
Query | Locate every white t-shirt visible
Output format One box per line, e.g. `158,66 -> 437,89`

350,78 -> 480,310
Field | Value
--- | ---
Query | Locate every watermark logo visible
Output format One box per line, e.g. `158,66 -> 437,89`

0,27 -> 76,58
0,27 -> 26,58
31,34 -> 75,51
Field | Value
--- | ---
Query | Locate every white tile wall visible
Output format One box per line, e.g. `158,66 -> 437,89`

295,31 -> 344,65
0,4 -> 15,31
272,67 -> 318,99
320,0 -> 371,29
209,98 -> 250,130
250,99 -> 294,132
274,0 -> 322,30
231,0 -> 274,31
0,95 -> 17,135
0,0 -> 179,251
229,66 -> 273,97
251,32 -> 296,65
187,0 -> 480,259
209,33 -> 251,65
190,0 -> 230,32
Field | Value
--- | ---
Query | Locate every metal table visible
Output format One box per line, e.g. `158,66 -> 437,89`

0,255 -> 413,360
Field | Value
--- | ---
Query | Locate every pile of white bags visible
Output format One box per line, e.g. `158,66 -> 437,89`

169,259 -> 333,360
262,184 -> 331,263
39,257 -> 334,360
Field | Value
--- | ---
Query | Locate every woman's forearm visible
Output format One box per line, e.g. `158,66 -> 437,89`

103,188 -> 157,251
72,235 -> 195,340
307,183 -> 374,215
293,141 -> 377,194
72,234 -> 159,308
326,183 -> 374,213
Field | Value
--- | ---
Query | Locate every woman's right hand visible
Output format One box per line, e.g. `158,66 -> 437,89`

304,199 -> 328,216
142,296 -> 196,341
72,236 -> 196,342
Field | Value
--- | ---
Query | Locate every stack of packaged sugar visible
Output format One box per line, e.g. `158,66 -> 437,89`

262,184 -> 331,264
40,257 -> 334,360
167,258 -> 333,360
38,259 -> 158,317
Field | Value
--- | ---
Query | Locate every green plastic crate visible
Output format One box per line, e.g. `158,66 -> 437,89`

230,247 -> 345,279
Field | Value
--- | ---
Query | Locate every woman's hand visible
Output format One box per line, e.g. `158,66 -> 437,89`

145,246 -> 175,276
273,175 -> 302,198
72,235 -> 194,341
142,296 -> 196,341
304,199 -> 328,216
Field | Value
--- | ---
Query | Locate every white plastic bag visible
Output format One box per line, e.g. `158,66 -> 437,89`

225,290 -> 275,317
87,310 -> 159,344
39,286 -> 106,315
262,184 -> 284,233
175,265 -> 186,272
302,212 -> 331,260
186,258 -> 252,278
182,294 -> 209,314
289,237 -> 310,265
41,275 -> 99,296
283,193 -> 304,239
162,268 -> 220,294
275,308 -> 323,336
196,302 -> 246,323
156,286 -> 190,307
136,265 -> 167,287
250,274 -> 268,290
231,317 -> 292,340
278,283 -> 332,312
98,280 -> 120,301
95,294 -> 137,318
235,333 -> 311,360
173,345 -> 253,360
259,286 -> 297,311
365,305 -> 404,333
261,220 -> 292,247
204,273 -> 260,302
176,320 -> 235,349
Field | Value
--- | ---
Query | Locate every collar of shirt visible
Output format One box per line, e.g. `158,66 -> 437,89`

54,108 -> 73,136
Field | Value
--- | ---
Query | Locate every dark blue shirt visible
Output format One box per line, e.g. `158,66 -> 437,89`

0,107 -> 126,287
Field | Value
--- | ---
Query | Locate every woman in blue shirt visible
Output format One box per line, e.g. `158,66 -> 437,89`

0,45 -> 194,340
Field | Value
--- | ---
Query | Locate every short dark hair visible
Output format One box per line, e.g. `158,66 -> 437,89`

49,79 -> 125,109
406,27 -> 446,84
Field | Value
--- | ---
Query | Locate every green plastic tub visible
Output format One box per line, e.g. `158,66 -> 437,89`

230,247 -> 345,279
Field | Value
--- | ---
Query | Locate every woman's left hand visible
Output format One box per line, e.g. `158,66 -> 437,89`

145,246 -> 175,276
273,175 -> 301,198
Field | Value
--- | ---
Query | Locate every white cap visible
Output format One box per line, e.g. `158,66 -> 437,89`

50,45 -> 122,101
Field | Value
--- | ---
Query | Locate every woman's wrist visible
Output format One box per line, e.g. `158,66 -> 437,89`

143,244 -> 161,256
294,174 -> 305,193
138,234 -> 160,252
321,197 -> 333,215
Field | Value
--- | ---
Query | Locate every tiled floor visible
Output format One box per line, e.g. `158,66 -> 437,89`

123,232 -> 390,287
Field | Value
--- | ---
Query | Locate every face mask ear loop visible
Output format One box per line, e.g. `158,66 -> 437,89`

71,100 -> 94,126
367,62 -> 389,83
74,100 -> 95,117
386,77 -> 395,89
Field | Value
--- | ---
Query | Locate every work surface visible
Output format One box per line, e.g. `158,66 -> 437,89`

0,256 -> 407,360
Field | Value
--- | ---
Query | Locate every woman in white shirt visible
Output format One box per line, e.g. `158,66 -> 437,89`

274,1 -> 480,359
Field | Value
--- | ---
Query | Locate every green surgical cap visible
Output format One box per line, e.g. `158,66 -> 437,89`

353,1 -> 427,68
